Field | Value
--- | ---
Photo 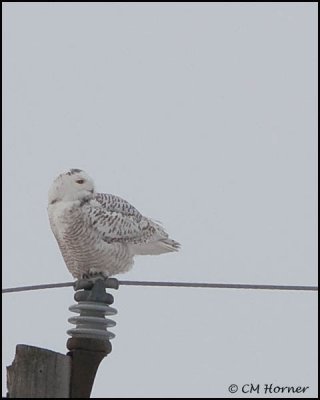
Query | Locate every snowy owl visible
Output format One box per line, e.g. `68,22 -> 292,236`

48,169 -> 180,279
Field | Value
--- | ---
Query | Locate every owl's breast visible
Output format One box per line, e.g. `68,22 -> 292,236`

48,200 -> 133,278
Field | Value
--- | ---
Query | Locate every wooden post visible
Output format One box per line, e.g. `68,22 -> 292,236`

7,344 -> 71,398
6,341 -> 110,398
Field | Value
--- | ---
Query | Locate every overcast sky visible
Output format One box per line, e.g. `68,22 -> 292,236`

3,2 -> 318,398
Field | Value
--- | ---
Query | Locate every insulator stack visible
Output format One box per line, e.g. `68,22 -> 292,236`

67,278 -> 118,341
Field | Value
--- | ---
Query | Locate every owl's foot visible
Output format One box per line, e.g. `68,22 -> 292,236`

82,270 -> 108,281
73,270 -> 119,291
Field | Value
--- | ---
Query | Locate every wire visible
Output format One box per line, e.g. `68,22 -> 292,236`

2,282 -> 74,293
2,280 -> 318,293
119,281 -> 318,291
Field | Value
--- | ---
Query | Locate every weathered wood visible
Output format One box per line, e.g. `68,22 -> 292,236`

7,344 -> 71,398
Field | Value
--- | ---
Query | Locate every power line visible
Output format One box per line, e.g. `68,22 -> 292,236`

2,280 -> 318,293
119,281 -> 318,291
2,282 -> 74,293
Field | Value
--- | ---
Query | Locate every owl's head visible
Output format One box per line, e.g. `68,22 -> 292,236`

48,169 -> 95,204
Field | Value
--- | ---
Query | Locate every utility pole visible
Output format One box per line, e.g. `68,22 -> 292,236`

6,278 -> 118,398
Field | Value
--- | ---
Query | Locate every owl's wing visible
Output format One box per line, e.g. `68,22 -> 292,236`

94,193 -> 143,221
86,194 -> 167,244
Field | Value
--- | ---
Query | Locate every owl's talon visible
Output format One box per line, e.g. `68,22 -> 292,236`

89,271 -> 108,279
79,270 -> 108,286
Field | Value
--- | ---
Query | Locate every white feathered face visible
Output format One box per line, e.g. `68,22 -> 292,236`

48,169 -> 95,204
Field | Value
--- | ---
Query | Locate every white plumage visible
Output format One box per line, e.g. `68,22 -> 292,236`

48,169 -> 180,279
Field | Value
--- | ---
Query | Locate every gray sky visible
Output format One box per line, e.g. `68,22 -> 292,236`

3,3 -> 318,398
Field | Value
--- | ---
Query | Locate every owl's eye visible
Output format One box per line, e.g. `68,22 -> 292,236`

76,179 -> 85,184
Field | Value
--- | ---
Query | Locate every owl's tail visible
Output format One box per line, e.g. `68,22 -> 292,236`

132,238 -> 181,255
